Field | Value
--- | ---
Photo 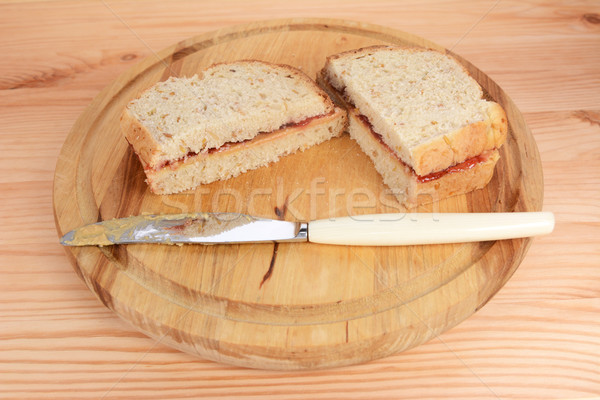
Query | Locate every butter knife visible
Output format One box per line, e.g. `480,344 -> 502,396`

60,212 -> 554,247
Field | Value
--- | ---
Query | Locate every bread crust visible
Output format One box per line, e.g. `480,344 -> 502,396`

321,45 -> 507,176
120,107 -> 162,169
410,101 -> 507,175
144,108 -> 347,194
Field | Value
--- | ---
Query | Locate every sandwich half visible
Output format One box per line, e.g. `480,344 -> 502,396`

122,60 -> 346,194
319,46 -> 507,207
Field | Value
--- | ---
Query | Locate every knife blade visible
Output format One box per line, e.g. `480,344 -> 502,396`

60,212 -> 554,247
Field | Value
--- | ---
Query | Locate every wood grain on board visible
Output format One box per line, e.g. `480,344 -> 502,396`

53,19 -> 543,370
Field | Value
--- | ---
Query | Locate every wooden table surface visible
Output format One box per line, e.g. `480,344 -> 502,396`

1,0 -> 598,398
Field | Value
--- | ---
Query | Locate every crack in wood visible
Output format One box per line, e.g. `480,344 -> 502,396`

261,196 -> 290,288
260,242 -> 278,289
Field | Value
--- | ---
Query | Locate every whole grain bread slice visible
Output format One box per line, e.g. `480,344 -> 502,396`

321,46 -> 507,176
122,60 -> 336,171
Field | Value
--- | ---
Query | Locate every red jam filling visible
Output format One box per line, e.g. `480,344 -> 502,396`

150,112 -> 333,171
356,114 -> 489,183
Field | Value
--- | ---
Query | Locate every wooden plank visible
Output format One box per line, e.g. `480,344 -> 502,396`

1,0 -> 599,397
0,299 -> 597,398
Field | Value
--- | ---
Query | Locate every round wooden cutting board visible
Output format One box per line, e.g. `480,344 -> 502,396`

53,18 -> 543,370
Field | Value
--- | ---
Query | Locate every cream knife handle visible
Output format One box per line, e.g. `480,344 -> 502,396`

307,212 -> 555,246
